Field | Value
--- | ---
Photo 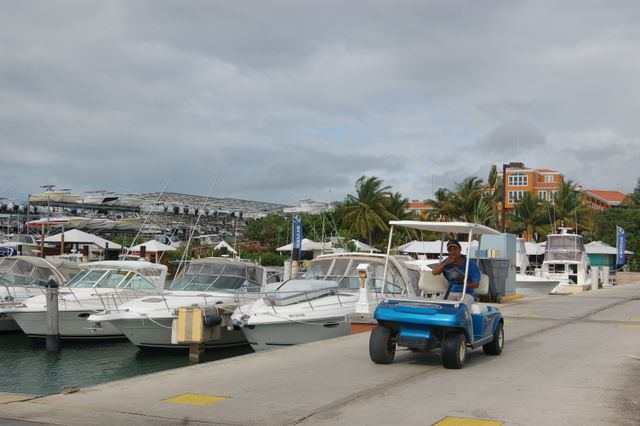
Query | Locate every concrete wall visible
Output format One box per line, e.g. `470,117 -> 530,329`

616,272 -> 640,284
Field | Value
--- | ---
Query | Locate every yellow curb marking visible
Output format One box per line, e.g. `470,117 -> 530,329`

503,319 -> 516,324
162,393 -> 229,406
618,324 -> 640,329
629,317 -> 640,321
433,417 -> 503,425
518,313 -> 539,317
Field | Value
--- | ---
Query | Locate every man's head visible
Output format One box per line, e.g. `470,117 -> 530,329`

446,239 -> 462,253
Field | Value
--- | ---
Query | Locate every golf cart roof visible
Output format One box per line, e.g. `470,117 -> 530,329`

388,221 -> 500,236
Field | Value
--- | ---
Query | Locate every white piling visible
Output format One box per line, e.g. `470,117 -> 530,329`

590,267 -> 599,290
45,277 -> 60,353
602,266 -> 611,287
283,261 -> 291,281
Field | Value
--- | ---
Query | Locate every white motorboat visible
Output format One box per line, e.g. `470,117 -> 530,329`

0,256 -> 80,331
514,238 -> 559,295
87,257 -> 281,349
541,228 -> 592,295
2,261 -> 167,339
231,253 -> 422,351
28,186 -> 81,204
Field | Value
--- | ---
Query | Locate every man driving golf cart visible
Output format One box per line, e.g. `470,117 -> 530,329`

430,239 -> 480,310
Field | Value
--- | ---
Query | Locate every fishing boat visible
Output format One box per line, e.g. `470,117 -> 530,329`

87,257 -> 281,349
541,228 -> 592,294
231,252 -> 422,351
28,186 -> 81,204
1,261 -> 167,339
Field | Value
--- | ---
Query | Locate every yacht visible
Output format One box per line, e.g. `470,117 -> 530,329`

2,261 -> 167,339
0,256 -> 80,331
514,238 -> 559,295
231,253 -> 422,351
87,257 -> 281,349
541,228 -> 592,294
28,186 -> 81,204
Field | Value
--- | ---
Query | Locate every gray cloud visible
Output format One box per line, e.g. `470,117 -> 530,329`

1,0 -> 639,205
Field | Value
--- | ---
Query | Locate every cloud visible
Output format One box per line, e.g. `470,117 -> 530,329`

1,0 -> 639,205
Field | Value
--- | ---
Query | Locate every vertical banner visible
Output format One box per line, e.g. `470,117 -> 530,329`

292,215 -> 303,261
616,225 -> 626,266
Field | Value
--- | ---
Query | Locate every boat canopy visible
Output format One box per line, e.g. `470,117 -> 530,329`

389,221 -> 500,236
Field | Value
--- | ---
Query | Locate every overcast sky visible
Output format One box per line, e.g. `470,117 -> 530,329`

1,0 -> 639,205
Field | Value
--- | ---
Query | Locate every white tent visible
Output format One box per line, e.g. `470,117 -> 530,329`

44,229 -> 121,250
276,238 -> 330,253
213,240 -> 237,255
129,239 -> 176,253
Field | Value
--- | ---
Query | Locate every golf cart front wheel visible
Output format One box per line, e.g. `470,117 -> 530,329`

369,326 -> 396,364
483,322 -> 504,355
441,332 -> 467,369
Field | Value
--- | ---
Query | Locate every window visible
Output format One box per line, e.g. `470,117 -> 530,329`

544,175 -> 554,183
551,191 -> 558,204
508,190 -> 526,204
508,173 -> 528,187
538,191 -> 547,201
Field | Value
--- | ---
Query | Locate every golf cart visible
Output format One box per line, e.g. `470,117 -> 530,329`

369,221 -> 504,369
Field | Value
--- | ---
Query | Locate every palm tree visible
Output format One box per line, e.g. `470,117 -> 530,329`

453,176 -> 484,222
487,165 -> 502,229
631,178 -> 640,206
341,176 -> 394,244
552,180 -> 592,232
428,188 -> 457,220
508,192 -> 545,241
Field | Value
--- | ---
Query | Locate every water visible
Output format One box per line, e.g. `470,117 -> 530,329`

0,332 -> 252,396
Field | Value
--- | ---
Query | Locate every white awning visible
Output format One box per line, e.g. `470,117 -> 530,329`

44,229 -> 121,250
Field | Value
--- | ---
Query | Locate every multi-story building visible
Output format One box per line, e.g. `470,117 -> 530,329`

500,162 -> 564,215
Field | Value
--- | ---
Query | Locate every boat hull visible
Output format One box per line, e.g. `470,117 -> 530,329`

108,317 -> 248,349
515,275 -> 560,296
0,315 -> 20,332
9,310 -> 124,339
240,317 -> 351,351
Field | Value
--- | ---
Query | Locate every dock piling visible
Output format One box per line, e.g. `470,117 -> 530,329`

45,277 -> 60,353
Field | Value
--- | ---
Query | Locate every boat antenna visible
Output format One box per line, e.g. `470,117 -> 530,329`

125,180 -> 170,256
174,178 -> 217,280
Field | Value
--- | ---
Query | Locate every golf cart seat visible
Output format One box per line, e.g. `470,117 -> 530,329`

418,271 -> 449,294
471,274 -> 490,314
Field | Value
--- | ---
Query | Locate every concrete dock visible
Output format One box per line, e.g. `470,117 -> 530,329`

2,283 -> 640,425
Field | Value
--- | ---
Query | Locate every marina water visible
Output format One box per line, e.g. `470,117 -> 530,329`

0,332 -> 252,396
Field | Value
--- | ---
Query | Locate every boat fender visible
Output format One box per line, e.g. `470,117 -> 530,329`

204,314 -> 222,326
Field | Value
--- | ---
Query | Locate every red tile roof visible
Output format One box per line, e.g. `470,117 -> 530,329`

584,190 -> 628,203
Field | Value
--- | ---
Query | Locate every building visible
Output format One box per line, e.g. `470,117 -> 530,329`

580,189 -> 629,211
500,162 -> 564,217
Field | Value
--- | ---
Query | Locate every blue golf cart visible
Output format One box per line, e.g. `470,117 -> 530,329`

369,221 -> 504,369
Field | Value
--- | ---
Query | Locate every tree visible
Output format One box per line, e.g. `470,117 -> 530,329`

551,180 -> 593,232
507,192 -> 546,241
429,188 -> 457,220
594,204 -> 640,271
452,176 -> 485,222
242,214 -> 289,249
487,164 -> 502,229
341,176 -> 395,244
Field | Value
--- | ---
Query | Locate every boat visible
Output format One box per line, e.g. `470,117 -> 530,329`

28,186 -> 81,204
87,257 -> 281,349
541,228 -> 592,295
514,238 -> 559,295
231,252 -> 422,351
0,234 -> 40,256
1,261 -> 167,339
27,216 -> 91,230
0,256 -> 80,331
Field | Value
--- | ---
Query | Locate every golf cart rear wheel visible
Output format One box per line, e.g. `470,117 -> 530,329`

441,332 -> 467,369
369,326 -> 396,364
483,322 -> 504,355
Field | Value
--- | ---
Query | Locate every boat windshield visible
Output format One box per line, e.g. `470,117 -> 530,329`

67,269 -> 157,289
303,257 -> 406,294
0,258 -> 55,287
545,235 -> 585,262
170,261 -> 262,292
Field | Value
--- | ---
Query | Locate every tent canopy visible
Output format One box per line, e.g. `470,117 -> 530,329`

213,240 -> 237,254
128,239 -> 176,253
44,229 -> 121,250
276,238 -> 330,252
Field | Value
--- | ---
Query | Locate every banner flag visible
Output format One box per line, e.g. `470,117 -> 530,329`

292,215 -> 303,261
616,225 -> 626,265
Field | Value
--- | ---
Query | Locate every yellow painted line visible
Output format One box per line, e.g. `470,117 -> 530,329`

518,313 -> 539,317
503,319 -> 516,324
162,393 -> 229,406
629,317 -> 640,321
618,324 -> 640,329
499,294 -> 524,303
433,417 -> 503,425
